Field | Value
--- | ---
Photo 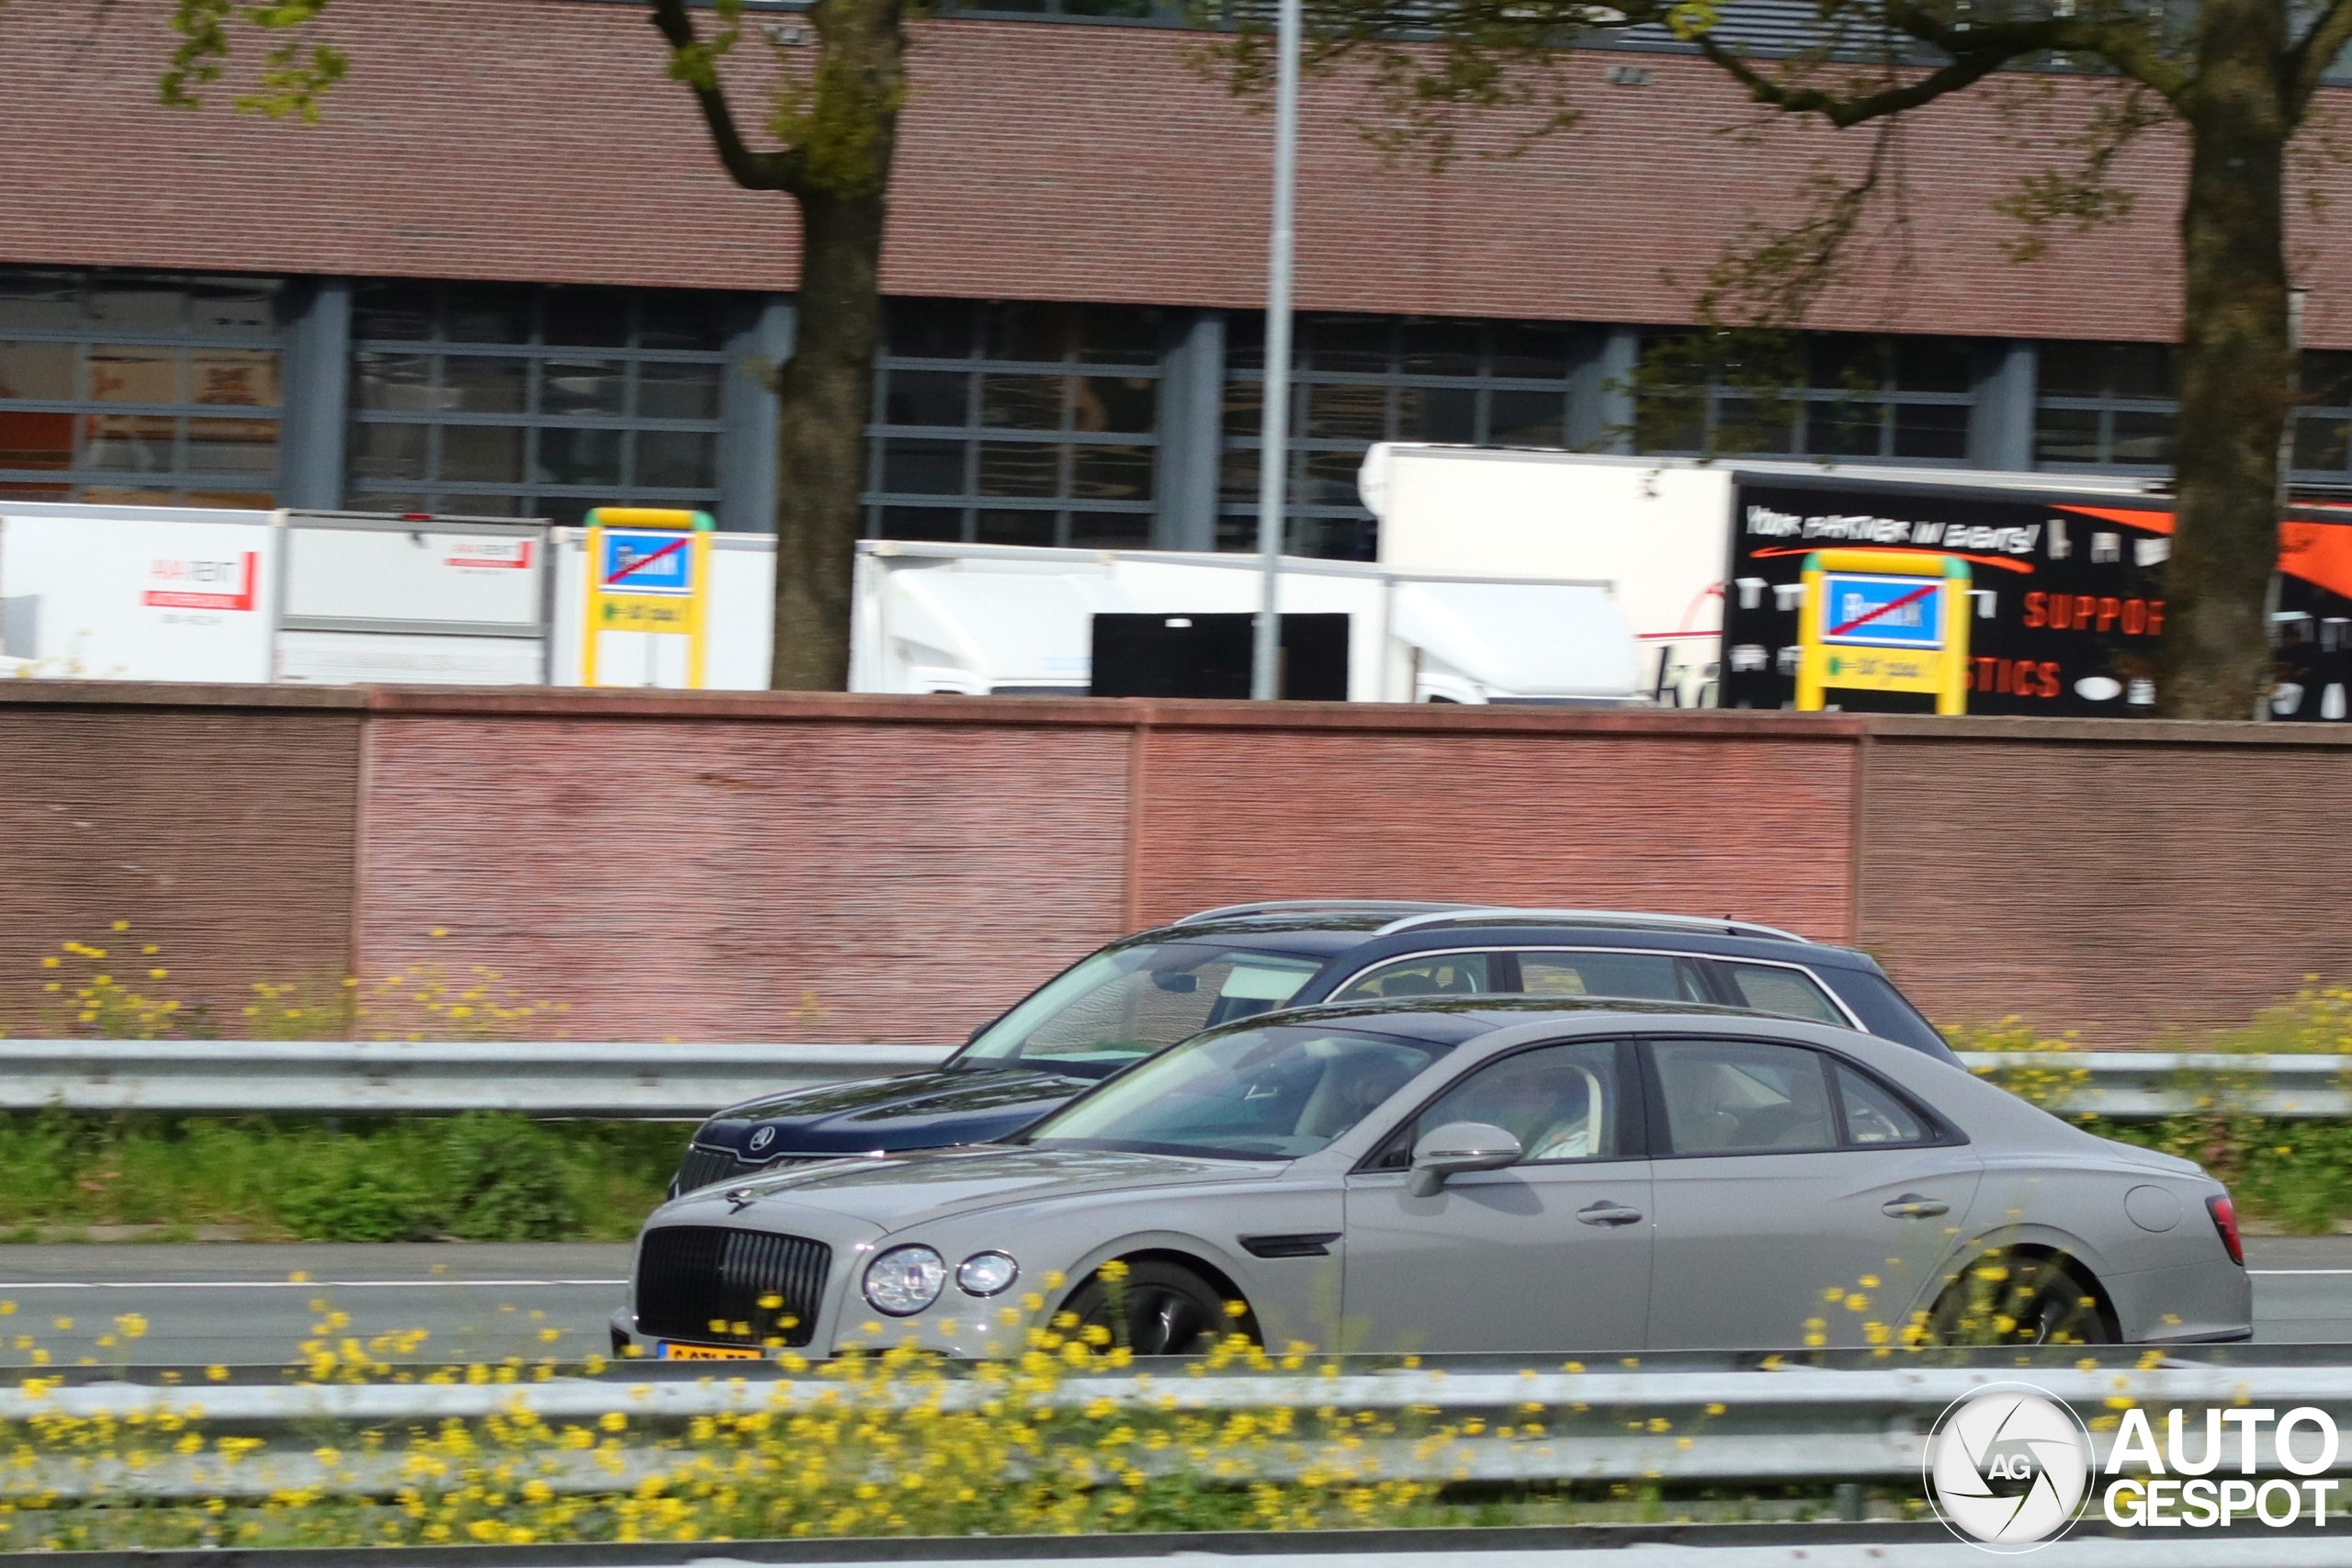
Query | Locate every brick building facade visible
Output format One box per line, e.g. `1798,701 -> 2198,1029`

6,0 -> 2352,552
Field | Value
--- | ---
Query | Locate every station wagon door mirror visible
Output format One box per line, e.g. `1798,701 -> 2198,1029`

1408,1121 -> 1522,1197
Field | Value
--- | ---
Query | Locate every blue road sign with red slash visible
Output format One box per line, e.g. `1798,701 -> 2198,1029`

1796,548 -> 1972,714
1817,571 -> 1947,649
597,528 -> 697,595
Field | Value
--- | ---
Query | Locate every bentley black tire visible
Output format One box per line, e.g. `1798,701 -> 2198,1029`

1928,1250 -> 2116,1345
1064,1259 -> 1257,1356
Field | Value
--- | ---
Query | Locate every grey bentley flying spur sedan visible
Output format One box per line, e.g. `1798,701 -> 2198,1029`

614,998 -> 2249,1360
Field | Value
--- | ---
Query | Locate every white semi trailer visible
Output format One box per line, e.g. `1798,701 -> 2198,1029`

847,539 -> 1641,704
1358,444 -> 2165,705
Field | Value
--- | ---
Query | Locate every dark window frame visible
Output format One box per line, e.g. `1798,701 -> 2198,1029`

866,299 -> 1167,550
341,281 -> 732,528
1221,312 -> 1577,560
0,267 -> 285,506
1634,330 -> 1979,467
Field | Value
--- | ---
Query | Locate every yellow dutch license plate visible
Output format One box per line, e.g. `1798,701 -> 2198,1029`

659,1342 -> 763,1360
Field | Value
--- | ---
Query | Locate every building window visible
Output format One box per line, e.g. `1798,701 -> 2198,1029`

2293,351 -> 2352,481
1634,331 -> 1975,462
0,268 -> 284,507
343,281 -> 734,527
1222,313 -> 1575,559
866,299 -> 1166,549
2033,341 -> 2175,469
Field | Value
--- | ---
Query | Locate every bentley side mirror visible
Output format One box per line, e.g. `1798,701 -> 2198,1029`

1408,1121 -> 1521,1197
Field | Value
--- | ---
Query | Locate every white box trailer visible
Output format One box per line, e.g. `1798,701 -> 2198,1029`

1357,444 -> 2165,705
0,503 -> 280,682
0,504 -> 553,685
277,513 -> 549,685
848,539 -> 1640,704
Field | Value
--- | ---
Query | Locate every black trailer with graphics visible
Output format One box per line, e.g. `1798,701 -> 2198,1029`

1717,472 -> 2352,719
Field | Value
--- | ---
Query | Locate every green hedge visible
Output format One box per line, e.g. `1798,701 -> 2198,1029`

0,1111 -> 682,1242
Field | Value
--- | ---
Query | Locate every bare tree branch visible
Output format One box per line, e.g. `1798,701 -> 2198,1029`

1688,31 -> 2020,127
1687,2 -> 2189,128
647,0 -> 808,193
2288,0 -> 2352,121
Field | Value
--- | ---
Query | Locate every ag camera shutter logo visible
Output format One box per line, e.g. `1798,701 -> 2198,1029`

1926,1383 -> 2093,1551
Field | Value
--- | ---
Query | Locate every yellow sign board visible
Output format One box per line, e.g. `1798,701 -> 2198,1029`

582,508 -> 715,688
1795,548 -> 1972,715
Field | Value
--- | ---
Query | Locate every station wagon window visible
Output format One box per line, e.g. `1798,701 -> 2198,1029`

1021,1024 -> 1453,1160
1376,1041 -> 1626,1168
1835,1063 -> 1929,1145
1716,962 -> 1849,1026
1517,951 -> 1709,1004
1651,1040 -> 1838,1155
1331,953 -> 1493,1002
961,943 -> 1320,1077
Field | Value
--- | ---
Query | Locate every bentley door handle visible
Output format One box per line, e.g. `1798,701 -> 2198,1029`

1577,1201 -> 1645,1226
1882,1193 -> 1951,1219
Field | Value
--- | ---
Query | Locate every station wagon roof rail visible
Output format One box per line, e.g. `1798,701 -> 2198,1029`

1372,908 -> 1813,944
1173,899 -> 1476,925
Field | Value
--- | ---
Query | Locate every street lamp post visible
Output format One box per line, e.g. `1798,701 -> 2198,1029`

1250,0 -> 1303,701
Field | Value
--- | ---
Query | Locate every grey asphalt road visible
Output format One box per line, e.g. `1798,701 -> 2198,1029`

0,1236 -> 2339,1366
2242,1234 -> 2352,1344
0,1244 -> 630,1368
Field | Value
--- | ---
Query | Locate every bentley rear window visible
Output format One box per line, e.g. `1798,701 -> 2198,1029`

1020,1024 -> 1453,1160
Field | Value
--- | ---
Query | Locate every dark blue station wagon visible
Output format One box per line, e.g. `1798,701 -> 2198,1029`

668,903 -> 1957,1198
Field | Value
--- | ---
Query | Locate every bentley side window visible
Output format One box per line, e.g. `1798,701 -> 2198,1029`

1834,1063 -> 1929,1145
1372,1041 -> 1624,1169
1650,1039 -> 1838,1155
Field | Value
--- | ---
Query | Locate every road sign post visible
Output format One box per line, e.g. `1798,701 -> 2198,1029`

582,508 -> 714,689
1796,547 -> 1972,715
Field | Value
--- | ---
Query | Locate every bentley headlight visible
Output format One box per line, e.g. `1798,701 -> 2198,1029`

863,1245 -> 947,1316
956,1250 -> 1019,1297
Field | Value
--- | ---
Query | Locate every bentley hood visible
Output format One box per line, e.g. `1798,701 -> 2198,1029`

658,1145 -> 1275,1233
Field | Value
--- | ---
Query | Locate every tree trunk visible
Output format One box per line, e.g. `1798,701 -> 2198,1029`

771,187 -> 888,690
2164,0 -> 2292,719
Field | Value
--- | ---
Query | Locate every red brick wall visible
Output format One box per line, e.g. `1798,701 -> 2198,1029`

1,683 -> 2349,1048
1128,710 -> 1858,938
6,0 -> 2352,344
353,694 -> 1136,1042
0,684 -> 362,1028
1855,717 -> 2352,1047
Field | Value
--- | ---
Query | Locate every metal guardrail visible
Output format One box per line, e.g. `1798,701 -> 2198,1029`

454,1540 -> 2352,1566
0,1040 -> 2338,1119
0,1040 -> 956,1115
8,1359 -> 2347,1497
1956,1051 -> 2352,1118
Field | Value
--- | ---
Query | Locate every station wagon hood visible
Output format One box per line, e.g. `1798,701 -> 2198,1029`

696,1067 -> 1088,1158
668,1145 -> 1274,1230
